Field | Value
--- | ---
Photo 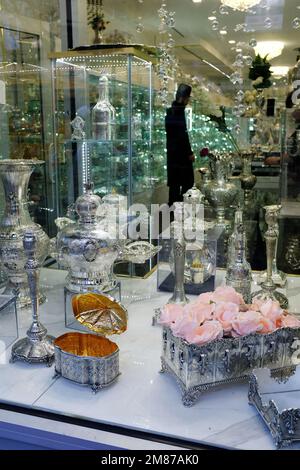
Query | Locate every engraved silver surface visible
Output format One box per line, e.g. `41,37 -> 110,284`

0,160 -> 49,308
249,367 -> 300,448
161,325 -> 300,407
54,336 -> 120,393
11,232 -> 55,366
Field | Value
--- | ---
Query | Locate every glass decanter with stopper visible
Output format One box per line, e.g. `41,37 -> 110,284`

92,75 -> 116,141
226,209 -> 252,303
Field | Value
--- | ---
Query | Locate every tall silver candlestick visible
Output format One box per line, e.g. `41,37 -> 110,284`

11,232 -> 55,366
259,205 -> 287,287
168,222 -> 189,305
252,206 -> 288,309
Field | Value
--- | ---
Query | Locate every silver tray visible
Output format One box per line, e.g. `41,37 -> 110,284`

249,367 -> 300,448
160,326 -> 300,407
54,332 -> 120,393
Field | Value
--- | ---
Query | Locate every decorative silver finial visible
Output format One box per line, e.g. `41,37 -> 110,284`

10,231 -> 55,366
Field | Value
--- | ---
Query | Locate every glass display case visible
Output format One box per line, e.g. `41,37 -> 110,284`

0,27 -> 50,233
50,46 -> 164,278
50,46 -> 160,215
157,229 -> 218,296
278,108 -> 300,275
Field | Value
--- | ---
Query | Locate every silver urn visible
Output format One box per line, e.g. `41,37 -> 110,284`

55,183 -> 120,294
0,160 -> 49,308
54,183 -> 161,295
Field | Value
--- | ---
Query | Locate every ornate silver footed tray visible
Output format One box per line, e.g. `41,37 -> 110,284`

249,367 -> 300,448
160,326 -> 300,407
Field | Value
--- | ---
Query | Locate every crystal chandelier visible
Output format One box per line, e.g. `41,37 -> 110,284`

220,0 -> 261,11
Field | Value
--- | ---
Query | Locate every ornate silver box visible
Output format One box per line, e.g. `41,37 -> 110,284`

54,293 -> 127,392
249,367 -> 300,448
160,326 -> 300,407
54,332 -> 120,393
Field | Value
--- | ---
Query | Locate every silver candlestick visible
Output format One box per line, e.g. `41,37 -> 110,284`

11,232 -> 55,366
240,152 -> 257,220
252,206 -> 289,309
258,205 -> 287,287
168,222 -> 189,305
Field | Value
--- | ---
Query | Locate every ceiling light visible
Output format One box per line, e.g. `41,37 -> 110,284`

229,40 -> 236,44
220,30 -> 228,35
208,16 -> 216,20
192,0 -> 203,3
254,41 -> 284,60
270,66 -> 289,77
221,0 -> 261,11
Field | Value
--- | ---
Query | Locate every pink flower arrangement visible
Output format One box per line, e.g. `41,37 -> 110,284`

158,286 -> 300,346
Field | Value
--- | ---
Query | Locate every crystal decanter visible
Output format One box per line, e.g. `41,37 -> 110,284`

226,209 -> 252,303
92,75 -> 116,141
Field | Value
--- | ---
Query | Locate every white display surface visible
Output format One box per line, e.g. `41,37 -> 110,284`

0,268 -> 299,450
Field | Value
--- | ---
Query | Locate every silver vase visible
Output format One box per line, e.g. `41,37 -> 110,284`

203,154 -> 239,227
0,160 -> 49,308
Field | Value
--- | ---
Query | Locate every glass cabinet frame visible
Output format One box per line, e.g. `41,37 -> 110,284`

50,46 -> 159,219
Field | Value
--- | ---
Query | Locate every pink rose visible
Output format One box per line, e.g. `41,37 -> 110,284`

183,301 -> 214,324
213,302 -> 239,333
250,299 -> 264,310
260,299 -> 284,328
258,316 -> 276,334
185,320 -> 223,346
159,303 -> 184,326
281,315 -> 300,329
212,286 -> 245,306
196,292 -> 214,304
171,315 -> 198,339
232,311 -> 264,337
